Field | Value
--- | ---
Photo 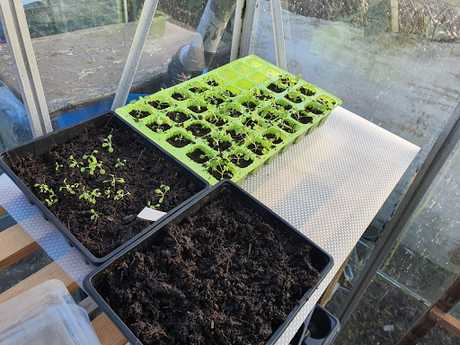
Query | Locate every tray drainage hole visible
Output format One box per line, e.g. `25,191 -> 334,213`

207,136 -> 232,152
148,99 -> 171,110
146,121 -> 172,133
187,123 -> 211,137
278,120 -> 300,134
208,163 -> 234,181
129,109 -> 151,120
187,148 -> 211,163
167,134 -> 194,148
291,110 -> 313,124
167,110 -> 190,123
229,152 -> 253,168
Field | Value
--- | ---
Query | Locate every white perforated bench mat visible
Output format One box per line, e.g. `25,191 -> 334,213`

0,106 -> 419,344
241,106 -> 419,343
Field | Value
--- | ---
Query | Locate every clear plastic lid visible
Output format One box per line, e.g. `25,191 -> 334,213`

0,279 -> 100,345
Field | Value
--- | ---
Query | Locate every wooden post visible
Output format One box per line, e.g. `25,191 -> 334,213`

390,0 -> 399,32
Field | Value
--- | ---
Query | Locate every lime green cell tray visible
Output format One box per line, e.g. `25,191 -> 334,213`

116,55 -> 342,185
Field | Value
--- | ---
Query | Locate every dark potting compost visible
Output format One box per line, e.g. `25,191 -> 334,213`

88,182 -> 331,345
1,114 -> 207,263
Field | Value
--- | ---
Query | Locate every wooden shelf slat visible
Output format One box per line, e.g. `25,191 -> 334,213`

429,306 -> 460,338
91,313 -> 127,345
0,261 -> 78,304
0,206 -> 7,217
0,224 -> 40,271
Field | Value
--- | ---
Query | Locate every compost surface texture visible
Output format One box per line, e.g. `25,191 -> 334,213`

11,124 -> 198,258
98,191 -> 321,345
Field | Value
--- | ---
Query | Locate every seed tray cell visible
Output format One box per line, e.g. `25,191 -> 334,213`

116,55 -> 342,185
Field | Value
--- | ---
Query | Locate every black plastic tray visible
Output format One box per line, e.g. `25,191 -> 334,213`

84,180 -> 333,345
0,111 -> 209,266
291,304 -> 341,345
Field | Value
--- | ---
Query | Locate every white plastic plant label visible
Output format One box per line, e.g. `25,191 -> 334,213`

137,207 -> 167,221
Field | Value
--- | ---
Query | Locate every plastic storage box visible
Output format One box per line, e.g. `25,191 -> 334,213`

0,279 -> 100,345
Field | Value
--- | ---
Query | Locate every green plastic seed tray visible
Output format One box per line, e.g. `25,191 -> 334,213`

116,55 -> 342,185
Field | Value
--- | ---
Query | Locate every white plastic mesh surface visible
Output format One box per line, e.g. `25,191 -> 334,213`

0,106 -> 419,343
0,174 -> 92,287
241,106 -> 419,343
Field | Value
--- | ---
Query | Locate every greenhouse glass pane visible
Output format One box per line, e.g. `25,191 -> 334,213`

334,131 -> 460,343
0,0 -> 233,135
248,0 -> 460,324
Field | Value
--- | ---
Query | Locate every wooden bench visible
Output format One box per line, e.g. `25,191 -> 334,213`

0,205 -> 127,345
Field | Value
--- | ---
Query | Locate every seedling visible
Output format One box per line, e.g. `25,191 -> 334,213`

130,109 -> 149,120
279,74 -> 301,87
81,150 -> 106,175
253,88 -> 273,101
204,75 -> 221,87
298,84 -> 316,96
59,178 -> 80,195
232,152 -> 251,166
115,158 -> 127,168
266,78 -> 287,93
79,186 -> 101,205
55,162 -> 63,171
90,209 -> 101,221
209,157 -> 233,180
188,80 -> 208,94
285,90 -> 303,103
69,155 -> 83,169
103,174 -> 125,188
277,119 -> 299,134
104,188 -> 112,198
148,201 -> 160,209
34,183 -> 58,206
155,184 -> 170,204
316,95 -> 336,110
246,135 -> 269,156
174,134 -> 189,144
114,189 -> 131,201
102,134 -> 114,153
